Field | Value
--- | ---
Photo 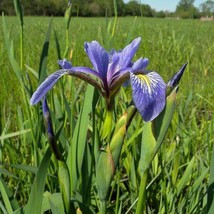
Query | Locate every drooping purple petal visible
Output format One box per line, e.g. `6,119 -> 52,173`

130,71 -> 166,122
68,66 -> 102,79
119,37 -> 141,68
132,58 -> 149,72
58,59 -> 101,79
30,70 -> 67,105
58,59 -> 72,69
84,41 -> 109,79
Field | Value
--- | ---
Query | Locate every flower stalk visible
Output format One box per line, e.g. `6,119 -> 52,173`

135,169 -> 148,214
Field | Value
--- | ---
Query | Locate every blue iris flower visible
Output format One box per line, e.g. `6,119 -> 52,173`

30,37 -> 166,121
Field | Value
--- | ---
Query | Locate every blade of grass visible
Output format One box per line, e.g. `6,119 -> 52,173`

176,157 -> 195,195
67,84 -> 94,194
0,129 -> 30,141
207,144 -> 214,214
24,147 -> 52,214
41,192 -> 64,213
0,177 -> 20,213
13,0 -> 24,69
38,18 -> 52,84
2,14 -> 23,84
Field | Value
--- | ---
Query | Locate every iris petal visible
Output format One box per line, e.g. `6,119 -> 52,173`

107,54 -> 120,85
58,59 -> 102,79
30,70 -> 67,105
69,66 -> 102,79
58,59 -> 72,69
84,41 -> 109,79
130,71 -> 166,121
42,97 -> 54,138
119,37 -> 141,68
167,63 -> 187,88
132,58 -> 149,72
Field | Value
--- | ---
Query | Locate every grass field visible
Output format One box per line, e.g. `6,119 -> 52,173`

0,15 -> 214,213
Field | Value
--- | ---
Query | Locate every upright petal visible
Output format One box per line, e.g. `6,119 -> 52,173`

119,37 -> 141,68
132,58 -> 149,72
130,71 -> 166,122
30,70 -> 67,105
84,41 -> 109,79
114,57 -> 149,80
107,53 -> 120,85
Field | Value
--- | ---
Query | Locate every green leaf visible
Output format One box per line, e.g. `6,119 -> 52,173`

24,148 -> 52,214
38,18 -> 52,84
0,168 -> 18,179
13,0 -> 23,26
207,144 -> 214,214
41,192 -> 64,214
0,201 -> 8,214
25,64 -> 38,80
67,84 -> 94,194
2,14 -> 23,84
65,4 -> 72,30
172,152 -> 180,185
58,161 -> 70,213
151,86 -> 178,161
53,29 -> 61,60
154,87 -> 178,144
139,122 -> 157,174
0,129 -> 30,141
176,156 -> 195,195
0,177 -> 19,213
192,168 -> 208,193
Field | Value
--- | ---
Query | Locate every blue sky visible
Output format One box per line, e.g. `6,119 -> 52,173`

123,0 -> 206,12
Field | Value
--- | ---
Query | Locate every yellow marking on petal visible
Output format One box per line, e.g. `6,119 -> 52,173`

137,74 -> 152,94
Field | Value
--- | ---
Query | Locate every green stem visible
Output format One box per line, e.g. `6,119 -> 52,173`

136,170 -> 148,214
100,200 -> 107,214
115,171 -> 120,214
102,108 -> 113,141
20,25 -> 23,70
66,28 -> 69,49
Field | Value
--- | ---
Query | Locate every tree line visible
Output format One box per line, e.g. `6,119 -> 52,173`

1,0 -> 214,18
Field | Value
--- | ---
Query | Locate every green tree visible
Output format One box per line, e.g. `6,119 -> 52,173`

125,1 -> 154,17
125,1 -> 141,16
155,10 -> 166,18
176,0 -> 195,12
200,0 -> 214,16
0,0 -> 15,15
141,4 -> 155,17
117,0 -> 125,16
175,0 -> 199,18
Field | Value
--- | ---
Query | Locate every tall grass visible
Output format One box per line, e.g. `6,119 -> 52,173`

0,6 -> 214,214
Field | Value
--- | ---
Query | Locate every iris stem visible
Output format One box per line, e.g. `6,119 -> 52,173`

102,109 -> 113,141
100,200 -> 107,214
102,98 -> 115,140
136,169 -> 148,214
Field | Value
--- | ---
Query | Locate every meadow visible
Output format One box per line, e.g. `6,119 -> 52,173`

0,14 -> 214,214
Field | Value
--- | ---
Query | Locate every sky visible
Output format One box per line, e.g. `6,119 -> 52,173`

123,0 -> 206,12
